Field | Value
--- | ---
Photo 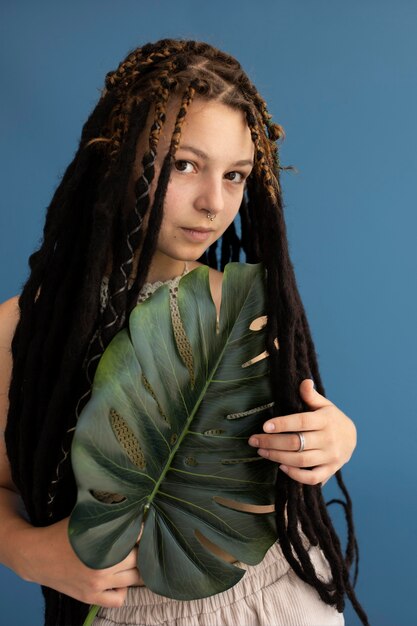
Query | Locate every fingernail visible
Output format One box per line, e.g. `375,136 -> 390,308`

248,437 -> 259,447
264,422 -> 275,432
279,464 -> 289,473
257,449 -> 269,458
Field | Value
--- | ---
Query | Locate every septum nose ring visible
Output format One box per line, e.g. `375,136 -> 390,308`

206,211 -> 216,221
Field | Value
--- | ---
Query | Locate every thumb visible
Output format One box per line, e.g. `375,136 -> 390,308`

299,378 -> 332,410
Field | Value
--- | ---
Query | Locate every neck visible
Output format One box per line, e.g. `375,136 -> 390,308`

145,252 -> 188,283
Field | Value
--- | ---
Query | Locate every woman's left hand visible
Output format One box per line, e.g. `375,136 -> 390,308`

248,379 -> 357,485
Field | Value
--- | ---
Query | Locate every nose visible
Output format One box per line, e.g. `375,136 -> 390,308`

194,173 -> 225,218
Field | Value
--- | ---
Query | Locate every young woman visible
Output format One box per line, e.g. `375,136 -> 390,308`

0,39 -> 368,626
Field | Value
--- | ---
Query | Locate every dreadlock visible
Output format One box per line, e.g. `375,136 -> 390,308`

5,38 -> 369,626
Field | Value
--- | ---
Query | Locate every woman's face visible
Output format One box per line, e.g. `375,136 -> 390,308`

143,98 -> 254,281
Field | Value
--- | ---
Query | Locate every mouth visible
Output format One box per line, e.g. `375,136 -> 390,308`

180,227 -> 215,242
183,226 -> 214,233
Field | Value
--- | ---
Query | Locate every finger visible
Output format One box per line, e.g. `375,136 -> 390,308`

278,463 -> 336,486
261,381 -> 333,433
261,410 -> 327,434
112,567 -> 143,588
299,378 -> 333,410
110,546 -> 138,572
97,587 -> 128,609
257,448 -> 325,468
249,431 -> 323,452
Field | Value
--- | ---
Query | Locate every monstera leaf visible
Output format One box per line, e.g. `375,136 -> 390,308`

69,262 -> 278,600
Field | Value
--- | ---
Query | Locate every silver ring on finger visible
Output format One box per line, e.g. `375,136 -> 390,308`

296,432 -> 306,453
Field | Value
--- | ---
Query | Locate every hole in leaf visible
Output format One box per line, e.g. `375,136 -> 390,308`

170,433 -> 178,445
249,315 -> 267,331
169,289 -> 195,388
110,409 -> 146,470
241,337 -> 279,368
226,402 -> 275,420
242,350 -> 269,368
90,490 -> 126,504
194,529 -> 238,564
203,429 -> 225,436
214,495 -> 275,514
141,374 -> 169,423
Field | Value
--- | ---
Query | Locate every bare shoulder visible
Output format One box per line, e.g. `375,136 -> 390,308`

0,296 -> 20,347
0,296 -> 20,489
0,295 -> 20,394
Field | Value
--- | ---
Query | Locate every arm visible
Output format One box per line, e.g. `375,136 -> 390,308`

0,297 -> 142,607
248,378 -> 357,485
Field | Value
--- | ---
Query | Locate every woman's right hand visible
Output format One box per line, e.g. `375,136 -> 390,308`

16,516 -> 143,608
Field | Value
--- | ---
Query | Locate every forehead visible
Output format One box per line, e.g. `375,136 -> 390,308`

161,98 -> 254,161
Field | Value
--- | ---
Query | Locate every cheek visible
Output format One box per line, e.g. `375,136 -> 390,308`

161,181 -> 185,221
226,190 -> 244,222
213,194 -> 243,242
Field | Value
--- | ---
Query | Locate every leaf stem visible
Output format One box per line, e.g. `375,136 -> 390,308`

83,604 -> 100,626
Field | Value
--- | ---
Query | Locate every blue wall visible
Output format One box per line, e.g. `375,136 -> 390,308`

1,1 -> 416,624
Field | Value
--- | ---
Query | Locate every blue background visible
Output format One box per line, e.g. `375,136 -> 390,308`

1,1 -> 416,624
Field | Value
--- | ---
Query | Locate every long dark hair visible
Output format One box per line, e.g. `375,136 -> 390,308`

5,39 -> 368,625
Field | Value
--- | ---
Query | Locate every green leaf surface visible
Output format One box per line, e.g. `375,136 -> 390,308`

69,262 -> 277,599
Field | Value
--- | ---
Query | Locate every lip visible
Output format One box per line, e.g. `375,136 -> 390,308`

181,227 -> 215,242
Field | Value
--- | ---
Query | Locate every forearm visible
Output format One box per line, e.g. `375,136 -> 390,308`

0,486 -> 35,579
0,484 -> 143,606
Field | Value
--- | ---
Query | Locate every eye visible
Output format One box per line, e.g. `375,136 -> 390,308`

174,160 -> 194,174
224,171 -> 245,184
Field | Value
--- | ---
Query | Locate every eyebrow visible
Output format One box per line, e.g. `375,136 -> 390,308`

178,144 -> 254,167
